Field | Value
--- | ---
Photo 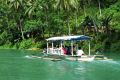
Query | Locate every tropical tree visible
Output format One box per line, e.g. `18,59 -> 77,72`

81,16 -> 97,35
8,0 -> 26,40
53,0 -> 79,35
101,14 -> 112,35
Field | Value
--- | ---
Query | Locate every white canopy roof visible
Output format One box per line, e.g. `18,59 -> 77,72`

46,35 -> 90,41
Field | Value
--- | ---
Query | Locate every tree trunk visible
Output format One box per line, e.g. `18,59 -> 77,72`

20,19 -> 25,40
83,5 -> 86,17
67,18 -> 70,36
75,9 -> 78,34
45,5 -> 50,37
98,0 -> 102,17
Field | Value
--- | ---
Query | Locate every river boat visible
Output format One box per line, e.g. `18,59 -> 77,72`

44,35 -> 96,61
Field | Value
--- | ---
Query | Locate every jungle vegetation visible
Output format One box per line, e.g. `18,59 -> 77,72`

0,0 -> 120,52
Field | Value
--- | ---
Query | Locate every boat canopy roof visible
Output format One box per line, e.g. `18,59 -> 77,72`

46,35 -> 90,41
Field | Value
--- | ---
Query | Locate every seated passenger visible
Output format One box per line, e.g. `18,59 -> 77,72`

61,47 -> 67,55
76,47 -> 84,56
66,46 -> 71,55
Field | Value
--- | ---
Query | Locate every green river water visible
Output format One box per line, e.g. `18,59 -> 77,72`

0,49 -> 120,80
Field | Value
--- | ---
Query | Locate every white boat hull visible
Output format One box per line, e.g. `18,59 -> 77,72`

66,55 -> 95,61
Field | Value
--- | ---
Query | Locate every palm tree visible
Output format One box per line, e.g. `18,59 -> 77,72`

98,0 -> 102,17
8,0 -> 26,40
101,14 -> 112,35
25,0 -> 40,18
79,0 -> 87,17
54,0 -> 78,11
81,16 -> 97,35
53,0 -> 79,35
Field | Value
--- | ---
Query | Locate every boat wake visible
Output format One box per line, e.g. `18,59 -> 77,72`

24,55 -> 34,59
24,55 -> 42,59
99,59 -> 120,65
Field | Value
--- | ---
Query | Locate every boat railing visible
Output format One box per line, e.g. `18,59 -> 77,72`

47,48 -> 64,55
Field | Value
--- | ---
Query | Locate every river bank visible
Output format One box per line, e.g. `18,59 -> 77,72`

0,39 -> 120,54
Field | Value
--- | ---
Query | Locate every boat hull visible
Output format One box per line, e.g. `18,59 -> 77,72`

65,55 -> 95,61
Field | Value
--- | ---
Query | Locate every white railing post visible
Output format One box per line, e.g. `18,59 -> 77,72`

89,41 -> 91,56
47,41 -> 48,54
71,41 -> 73,56
52,41 -> 54,54
60,41 -> 63,55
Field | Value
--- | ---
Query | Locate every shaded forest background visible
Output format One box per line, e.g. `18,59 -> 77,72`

0,0 -> 120,52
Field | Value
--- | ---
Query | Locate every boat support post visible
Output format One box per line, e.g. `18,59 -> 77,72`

71,41 -> 73,56
89,41 -> 91,56
60,41 -> 63,55
52,41 -> 54,53
47,41 -> 48,54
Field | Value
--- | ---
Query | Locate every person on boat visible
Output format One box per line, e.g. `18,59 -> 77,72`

66,46 -> 71,55
76,47 -> 84,56
60,46 -> 67,55
43,48 -> 47,53
73,45 -> 76,55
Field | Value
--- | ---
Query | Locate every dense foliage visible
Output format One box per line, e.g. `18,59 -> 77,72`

0,0 -> 120,52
